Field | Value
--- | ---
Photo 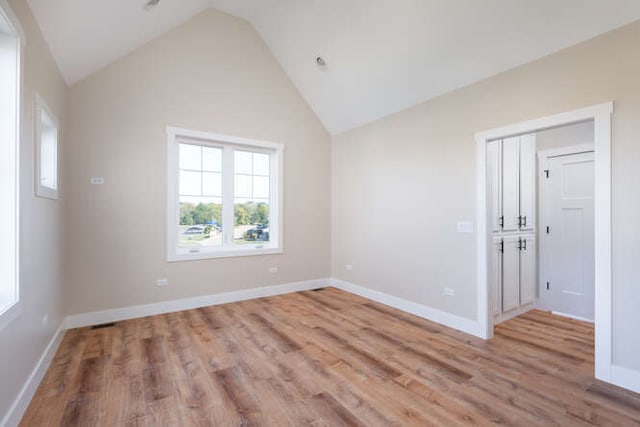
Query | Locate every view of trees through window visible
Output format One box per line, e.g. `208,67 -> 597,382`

179,201 -> 270,246
177,143 -> 271,248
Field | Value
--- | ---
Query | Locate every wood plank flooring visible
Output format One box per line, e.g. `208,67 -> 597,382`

20,287 -> 640,426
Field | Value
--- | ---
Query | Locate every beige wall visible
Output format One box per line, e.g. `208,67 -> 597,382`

0,0 -> 67,419
536,120 -> 594,152
64,9 -> 331,315
333,20 -> 640,372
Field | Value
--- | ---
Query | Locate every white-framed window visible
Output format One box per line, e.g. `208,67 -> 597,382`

167,127 -> 283,261
0,0 -> 23,325
35,94 -> 58,199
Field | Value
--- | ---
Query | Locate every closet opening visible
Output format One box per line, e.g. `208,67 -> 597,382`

475,103 -> 612,383
487,120 -> 595,326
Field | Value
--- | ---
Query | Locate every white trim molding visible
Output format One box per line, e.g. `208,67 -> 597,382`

0,0 -> 25,43
68,277 -> 487,338
331,279 -> 485,338
1,324 -> 66,427
611,365 -> 640,394
475,102 -> 614,383
65,279 -> 329,329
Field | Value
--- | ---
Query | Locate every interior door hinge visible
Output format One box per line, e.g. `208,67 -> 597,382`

544,169 -> 550,179
499,216 -> 504,228
499,239 -> 504,253
546,281 -> 550,290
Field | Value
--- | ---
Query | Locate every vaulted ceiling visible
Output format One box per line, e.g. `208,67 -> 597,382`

28,0 -> 640,134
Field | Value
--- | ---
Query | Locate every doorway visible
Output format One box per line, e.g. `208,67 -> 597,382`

475,102 -> 613,384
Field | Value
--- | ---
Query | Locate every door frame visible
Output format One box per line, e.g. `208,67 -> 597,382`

537,145 -> 595,321
475,102 -> 613,383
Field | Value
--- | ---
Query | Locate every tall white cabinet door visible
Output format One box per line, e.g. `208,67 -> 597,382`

519,134 -> 536,232
519,234 -> 536,305
502,236 -> 520,313
487,140 -> 503,233
491,238 -> 503,317
501,137 -> 520,232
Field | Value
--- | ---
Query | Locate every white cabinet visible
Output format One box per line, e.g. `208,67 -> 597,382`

519,135 -> 536,232
501,236 -> 521,313
491,234 -> 537,321
487,135 -> 536,234
502,137 -> 520,232
491,237 -> 503,317
519,235 -> 536,306
488,134 -> 537,323
487,141 -> 502,233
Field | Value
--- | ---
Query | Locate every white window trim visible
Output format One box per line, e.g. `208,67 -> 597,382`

166,126 -> 284,261
0,0 -> 24,328
34,93 -> 59,200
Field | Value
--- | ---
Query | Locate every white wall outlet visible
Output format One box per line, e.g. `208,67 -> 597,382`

269,267 -> 278,273
345,264 -> 353,271
90,177 -> 105,185
443,287 -> 455,296
456,221 -> 474,233
156,278 -> 169,287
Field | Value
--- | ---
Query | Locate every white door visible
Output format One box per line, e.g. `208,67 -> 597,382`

540,151 -> 595,320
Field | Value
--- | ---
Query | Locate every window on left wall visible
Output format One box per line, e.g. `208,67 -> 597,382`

35,95 -> 59,199
0,4 -> 22,320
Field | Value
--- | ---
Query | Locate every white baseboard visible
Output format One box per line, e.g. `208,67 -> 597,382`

611,364 -> 640,394
1,324 -> 66,427
65,278 -> 331,329
330,278 -> 485,338
551,310 -> 595,324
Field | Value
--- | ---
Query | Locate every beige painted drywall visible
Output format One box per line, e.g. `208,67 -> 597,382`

0,0 -> 66,420
333,20 -> 640,372
64,9 -> 331,315
536,120 -> 594,152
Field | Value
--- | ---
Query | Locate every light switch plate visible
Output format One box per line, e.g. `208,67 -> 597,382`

91,177 -> 105,185
457,221 -> 474,233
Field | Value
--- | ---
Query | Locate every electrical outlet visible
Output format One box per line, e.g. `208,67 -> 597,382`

90,177 -> 105,185
443,287 -> 455,296
345,265 -> 353,271
269,267 -> 278,273
156,278 -> 169,287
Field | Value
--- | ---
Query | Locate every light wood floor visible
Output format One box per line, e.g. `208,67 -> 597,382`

21,287 -> 640,426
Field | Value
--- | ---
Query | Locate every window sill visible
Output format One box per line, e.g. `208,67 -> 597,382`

168,247 -> 283,262
0,301 -> 23,333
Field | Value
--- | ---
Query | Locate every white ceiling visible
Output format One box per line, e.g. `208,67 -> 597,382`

27,0 -> 211,85
28,0 -> 640,134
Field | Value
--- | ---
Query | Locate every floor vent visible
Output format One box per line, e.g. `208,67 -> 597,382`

90,322 -> 116,330
310,288 -> 324,292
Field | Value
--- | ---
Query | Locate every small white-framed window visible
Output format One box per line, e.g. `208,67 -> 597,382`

0,1 -> 23,323
167,127 -> 284,261
34,94 -> 58,199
